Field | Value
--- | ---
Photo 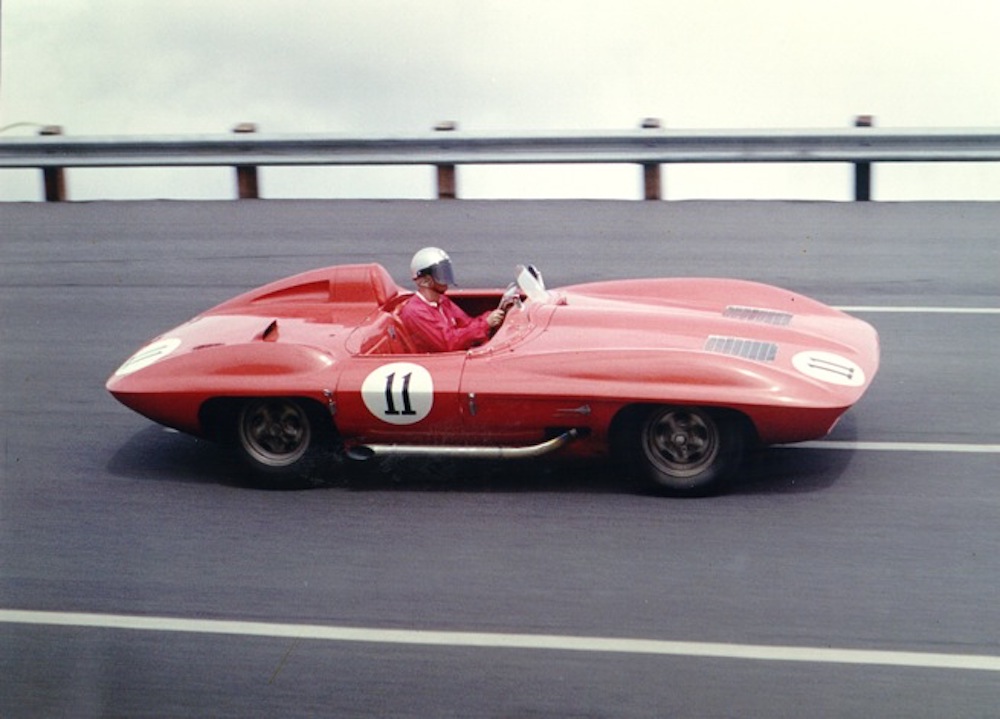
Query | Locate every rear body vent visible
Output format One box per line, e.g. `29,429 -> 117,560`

704,335 -> 779,363
723,305 -> 793,326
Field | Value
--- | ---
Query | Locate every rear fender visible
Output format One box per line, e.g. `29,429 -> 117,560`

110,342 -> 337,391
199,396 -> 338,446
107,343 -> 338,437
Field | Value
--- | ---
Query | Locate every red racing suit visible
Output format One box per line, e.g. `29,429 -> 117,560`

398,292 -> 491,353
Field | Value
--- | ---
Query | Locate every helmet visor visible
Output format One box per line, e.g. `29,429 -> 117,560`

425,260 -> 456,286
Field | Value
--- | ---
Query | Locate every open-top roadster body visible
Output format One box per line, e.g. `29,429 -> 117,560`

107,263 -> 879,495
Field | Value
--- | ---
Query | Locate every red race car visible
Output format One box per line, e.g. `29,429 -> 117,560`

107,263 -> 879,496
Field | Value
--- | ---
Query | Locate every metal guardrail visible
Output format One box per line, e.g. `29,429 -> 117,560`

2,119 -> 999,201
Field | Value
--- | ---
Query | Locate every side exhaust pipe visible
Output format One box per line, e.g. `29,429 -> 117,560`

347,429 -> 579,462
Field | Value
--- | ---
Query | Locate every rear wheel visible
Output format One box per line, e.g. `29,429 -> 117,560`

235,398 -> 335,489
627,406 -> 745,496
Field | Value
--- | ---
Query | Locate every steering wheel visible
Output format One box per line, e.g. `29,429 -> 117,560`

498,281 -> 521,311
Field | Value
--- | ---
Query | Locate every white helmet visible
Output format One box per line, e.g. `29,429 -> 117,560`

410,247 -> 456,285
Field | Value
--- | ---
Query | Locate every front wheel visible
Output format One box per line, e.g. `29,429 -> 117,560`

235,398 -> 335,489
626,406 -> 746,497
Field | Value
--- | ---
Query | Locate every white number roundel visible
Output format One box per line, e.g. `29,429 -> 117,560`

792,350 -> 866,387
361,362 -> 434,425
114,337 -> 182,376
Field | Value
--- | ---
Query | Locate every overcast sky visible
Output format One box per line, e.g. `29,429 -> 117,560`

2,0 -> 999,201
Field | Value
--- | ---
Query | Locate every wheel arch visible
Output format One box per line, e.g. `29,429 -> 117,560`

198,395 -> 339,446
609,402 -> 758,451
609,402 -> 758,497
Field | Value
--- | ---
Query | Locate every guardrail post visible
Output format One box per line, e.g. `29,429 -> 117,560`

854,115 -> 874,201
233,123 -> 260,199
39,126 -> 67,202
434,121 -> 458,199
640,118 -> 662,200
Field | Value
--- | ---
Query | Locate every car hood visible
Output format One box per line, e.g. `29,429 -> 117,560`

474,277 -> 880,410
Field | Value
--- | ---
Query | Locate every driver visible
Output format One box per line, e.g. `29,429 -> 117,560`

399,247 -> 506,353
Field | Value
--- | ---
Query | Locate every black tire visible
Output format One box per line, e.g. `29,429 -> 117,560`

627,406 -> 745,497
234,397 -> 335,489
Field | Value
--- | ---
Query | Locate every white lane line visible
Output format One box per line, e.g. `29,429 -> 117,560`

2,609 -> 1000,673
786,441 -> 1000,454
835,306 -> 1000,314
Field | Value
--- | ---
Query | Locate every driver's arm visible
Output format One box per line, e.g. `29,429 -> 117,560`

486,308 -> 505,329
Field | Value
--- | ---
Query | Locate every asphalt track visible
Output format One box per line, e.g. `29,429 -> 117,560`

1,199 -> 998,717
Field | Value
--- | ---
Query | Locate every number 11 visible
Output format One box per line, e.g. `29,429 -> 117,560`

383,372 -> 416,415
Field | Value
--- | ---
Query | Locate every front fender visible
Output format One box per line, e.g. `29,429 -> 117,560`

487,349 -> 806,405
